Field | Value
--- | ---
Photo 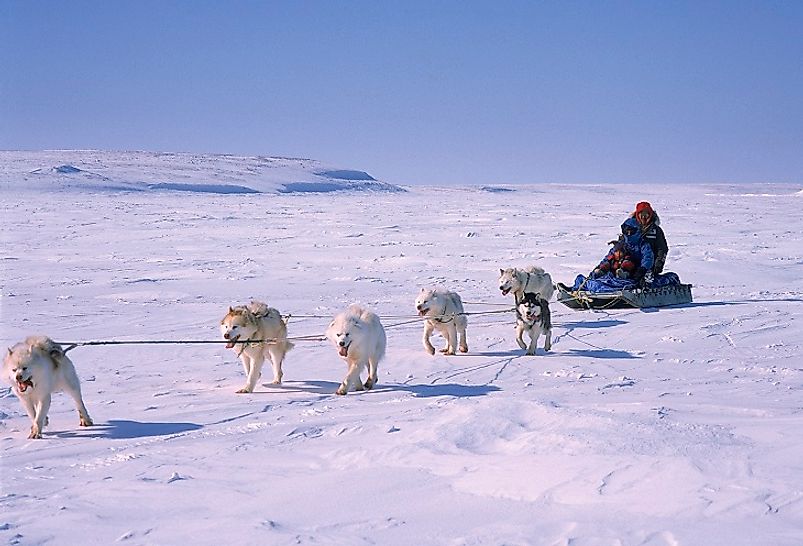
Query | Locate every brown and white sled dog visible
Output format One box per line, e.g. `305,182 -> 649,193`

3,336 -> 93,439
220,301 -> 294,393
515,292 -> 552,355
326,304 -> 386,395
498,266 -> 556,303
414,288 -> 469,355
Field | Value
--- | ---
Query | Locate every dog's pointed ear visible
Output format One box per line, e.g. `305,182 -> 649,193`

228,306 -> 234,313
6,347 -> 11,357
500,268 -> 505,275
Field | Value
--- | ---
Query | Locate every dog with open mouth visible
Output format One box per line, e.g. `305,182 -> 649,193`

326,304 -> 386,395
3,336 -> 93,439
498,265 -> 556,304
414,288 -> 468,355
515,292 -> 553,355
220,301 -> 294,393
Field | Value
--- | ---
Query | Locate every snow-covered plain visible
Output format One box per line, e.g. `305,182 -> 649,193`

1,151 -> 802,545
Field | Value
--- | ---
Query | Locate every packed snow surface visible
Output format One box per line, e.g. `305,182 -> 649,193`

1,151 -> 802,545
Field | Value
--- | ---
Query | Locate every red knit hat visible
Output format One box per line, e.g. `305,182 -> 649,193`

635,201 -> 653,225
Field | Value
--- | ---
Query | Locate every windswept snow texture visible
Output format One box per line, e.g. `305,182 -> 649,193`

0,150 -> 402,194
1,159 -> 803,545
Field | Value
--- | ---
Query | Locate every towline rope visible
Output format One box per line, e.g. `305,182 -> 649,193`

56,307 -> 518,353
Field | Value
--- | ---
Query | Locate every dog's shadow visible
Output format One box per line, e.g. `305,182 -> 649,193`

557,319 -> 627,329
255,380 -> 340,394
54,419 -> 203,439
260,380 -> 500,398
563,348 -> 638,359
380,382 -> 501,398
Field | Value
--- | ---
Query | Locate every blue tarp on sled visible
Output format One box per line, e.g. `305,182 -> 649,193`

558,272 -> 692,310
571,272 -> 682,293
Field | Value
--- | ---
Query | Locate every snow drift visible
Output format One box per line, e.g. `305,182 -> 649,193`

0,150 -> 403,194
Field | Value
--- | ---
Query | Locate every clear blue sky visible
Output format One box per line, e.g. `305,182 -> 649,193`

2,1 -> 801,185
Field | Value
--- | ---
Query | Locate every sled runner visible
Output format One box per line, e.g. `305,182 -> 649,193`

556,281 -> 693,310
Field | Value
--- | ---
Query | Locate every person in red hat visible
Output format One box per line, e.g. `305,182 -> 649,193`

631,201 -> 668,276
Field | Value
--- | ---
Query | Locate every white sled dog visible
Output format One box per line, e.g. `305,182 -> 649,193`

498,266 -> 556,303
3,336 -> 93,439
326,304 -> 386,395
220,301 -> 294,393
515,292 -> 553,355
414,288 -> 469,355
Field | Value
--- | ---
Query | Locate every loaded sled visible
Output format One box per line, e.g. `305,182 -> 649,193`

556,275 -> 693,310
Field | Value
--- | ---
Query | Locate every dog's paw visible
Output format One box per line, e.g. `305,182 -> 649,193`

442,349 -> 456,355
425,345 -> 436,355
80,417 -> 94,427
526,350 -> 536,356
459,346 -> 468,353
236,387 -> 253,394
28,429 -> 42,439
270,379 -> 282,385
335,385 -> 348,395
363,378 -> 374,390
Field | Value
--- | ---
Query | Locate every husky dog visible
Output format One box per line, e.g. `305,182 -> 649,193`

515,292 -> 552,355
415,288 -> 469,355
498,266 -> 556,303
326,304 -> 386,395
3,336 -> 93,439
220,301 -> 294,393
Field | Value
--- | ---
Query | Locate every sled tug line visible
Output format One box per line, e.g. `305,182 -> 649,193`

53,285 -> 694,354
55,305 -> 519,353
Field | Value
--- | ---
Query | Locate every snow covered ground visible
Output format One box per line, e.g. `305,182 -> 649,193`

1,152 -> 802,545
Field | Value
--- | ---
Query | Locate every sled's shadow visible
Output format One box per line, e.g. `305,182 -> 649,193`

683,298 -> 803,307
54,419 -> 203,439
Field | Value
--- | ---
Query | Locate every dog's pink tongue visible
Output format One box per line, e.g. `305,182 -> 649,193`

338,346 -> 348,357
17,381 -> 28,392
226,341 -> 235,349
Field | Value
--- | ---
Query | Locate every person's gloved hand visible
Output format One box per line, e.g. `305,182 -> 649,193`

639,270 -> 654,287
590,268 -> 604,279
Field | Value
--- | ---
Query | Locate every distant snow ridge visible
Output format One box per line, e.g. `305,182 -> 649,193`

0,150 -> 404,194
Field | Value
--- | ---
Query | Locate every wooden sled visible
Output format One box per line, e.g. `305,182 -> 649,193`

556,282 -> 693,310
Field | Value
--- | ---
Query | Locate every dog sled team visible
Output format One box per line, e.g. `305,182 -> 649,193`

4,201 -> 683,439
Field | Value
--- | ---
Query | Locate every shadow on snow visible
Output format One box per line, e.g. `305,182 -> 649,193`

54,419 -> 203,439
563,348 -> 638,359
393,383 -> 501,398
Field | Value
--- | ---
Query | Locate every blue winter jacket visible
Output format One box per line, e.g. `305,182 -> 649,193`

619,217 -> 654,274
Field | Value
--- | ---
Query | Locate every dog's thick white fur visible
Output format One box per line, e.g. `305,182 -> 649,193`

220,301 -> 294,393
326,304 -> 386,395
515,292 -> 553,355
3,336 -> 93,439
414,288 -> 468,355
498,266 -> 556,303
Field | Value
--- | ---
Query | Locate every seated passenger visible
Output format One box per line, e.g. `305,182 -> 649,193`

592,217 -> 655,286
